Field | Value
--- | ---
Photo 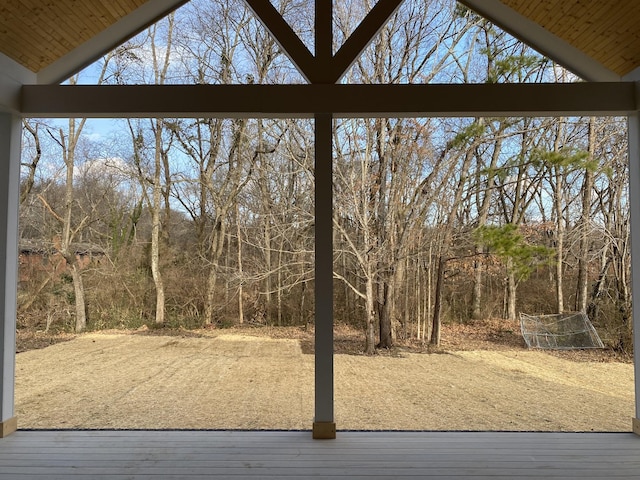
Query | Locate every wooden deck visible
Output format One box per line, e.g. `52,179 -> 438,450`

0,430 -> 639,479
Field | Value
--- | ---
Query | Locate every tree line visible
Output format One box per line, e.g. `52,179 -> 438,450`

17,0 -> 632,354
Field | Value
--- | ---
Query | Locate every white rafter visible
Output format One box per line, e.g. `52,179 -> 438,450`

0,54 -> 36,114
459,0 -> 620,82
38,0 -> 190,85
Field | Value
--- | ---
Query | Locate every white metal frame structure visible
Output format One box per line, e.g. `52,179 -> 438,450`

0,0 -> 639,439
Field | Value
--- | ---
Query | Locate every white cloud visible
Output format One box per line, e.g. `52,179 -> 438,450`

84,132 -> 104,142
75,157 -> 131,179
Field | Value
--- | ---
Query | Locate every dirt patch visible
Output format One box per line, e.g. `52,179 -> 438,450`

15,330 -> 76,353
15,328 -> 633,432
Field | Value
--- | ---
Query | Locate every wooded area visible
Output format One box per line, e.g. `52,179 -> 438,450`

16,0 -> 633,354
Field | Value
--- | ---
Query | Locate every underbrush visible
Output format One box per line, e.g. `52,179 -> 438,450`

15,317 -> 631,364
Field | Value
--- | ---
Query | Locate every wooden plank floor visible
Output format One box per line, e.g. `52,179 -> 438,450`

0,430 -> 639,479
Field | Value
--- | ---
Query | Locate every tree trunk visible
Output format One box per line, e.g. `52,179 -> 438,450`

150,186 -> 165,325
430,143 -> 475,345
415,253 -> 422,340
21,120 -> 42,204
587,250 -> 610,319
257,120 -> 273,323
403,255 -> 410,340
392,255 -> 407,341
506,265 -> 517,321
377,281 -> 392,349
147,17 -> 174,326
61,117 -> 88,333
151,119 -> 166,326
430,255 -> 445,346
424,241 -> 433,342
364,274 -> 376,355
471,120 -> 499,319
553,167 -> 564,314
554,211 -> 564,314
472,252 -> 483,319
299,259 -> 307,325
575,168 -> 594,312
277,241 -> 284,326
236,206 -> 244,325
575,118 -> 595,312
203,117 -> 248,326
342,251 -> 351,323
204,216 -> 226,325
70,263 -> 87,332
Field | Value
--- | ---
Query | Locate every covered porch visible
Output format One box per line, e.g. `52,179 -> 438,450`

1,6 -> 640,480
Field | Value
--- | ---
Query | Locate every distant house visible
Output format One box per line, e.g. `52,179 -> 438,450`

18,240 -> 105,282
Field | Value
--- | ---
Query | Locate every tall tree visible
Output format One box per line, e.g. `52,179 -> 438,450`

119,14 -> 176,325
34,59 -> 112,331
149,15 -> 175,325
430,123 -> 480,346
333,0 -> 479,352
49,114 -> 89,332
575,118 -> 597,312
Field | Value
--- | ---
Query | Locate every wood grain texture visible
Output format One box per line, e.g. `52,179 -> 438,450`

0,0 -> 147,72
1,1 -> 640,76
501,0 -> 640,76
0,417 -> 17,438
1,430 -> 640,479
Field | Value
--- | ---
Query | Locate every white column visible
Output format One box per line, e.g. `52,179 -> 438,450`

630,109 -> 640,434
313,113 -> 335,439
0,113 -> 20,438
628,97 -> 640,434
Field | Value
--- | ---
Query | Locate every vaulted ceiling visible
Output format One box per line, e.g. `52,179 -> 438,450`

0,0 -> 188,84
0,0 -> 639,83
500,0 -> 640,77
0,0 -> 148,73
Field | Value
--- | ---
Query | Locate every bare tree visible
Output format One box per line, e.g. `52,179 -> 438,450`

575,118 -> 597,312
333,0 -> 479,352
34,59 -> 111,331
20,121 -> 43,204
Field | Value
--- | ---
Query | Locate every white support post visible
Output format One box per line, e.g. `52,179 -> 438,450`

313,113 -> 335,439
0,113 -> 20,438
628,103 -> 640,435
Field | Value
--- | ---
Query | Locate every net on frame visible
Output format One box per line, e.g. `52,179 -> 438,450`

519,312 -> 605,350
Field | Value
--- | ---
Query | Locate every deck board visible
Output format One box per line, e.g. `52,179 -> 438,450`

0,430 -> 639,479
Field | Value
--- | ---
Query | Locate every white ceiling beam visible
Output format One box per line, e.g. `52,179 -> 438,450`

37,0 -> 190,85
0,54 -> 36,113
459,0 -> 620,82
21,83 -> 636,118
244,0 -> 316,83
331,0 -> 404,83
624,67 -> 640,82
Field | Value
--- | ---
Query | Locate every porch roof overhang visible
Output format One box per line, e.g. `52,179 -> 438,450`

2,1 -> 640,85
0,1 -> 639,118
459,0 -> 640,82
2,0 -> 640,442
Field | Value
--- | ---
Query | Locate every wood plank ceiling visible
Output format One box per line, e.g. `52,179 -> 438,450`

0,0 -> 148,72
500,0 -> 640,76
0,0 -> 639,77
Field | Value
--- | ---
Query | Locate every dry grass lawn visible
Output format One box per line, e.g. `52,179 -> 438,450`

14,327 -> 634,432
